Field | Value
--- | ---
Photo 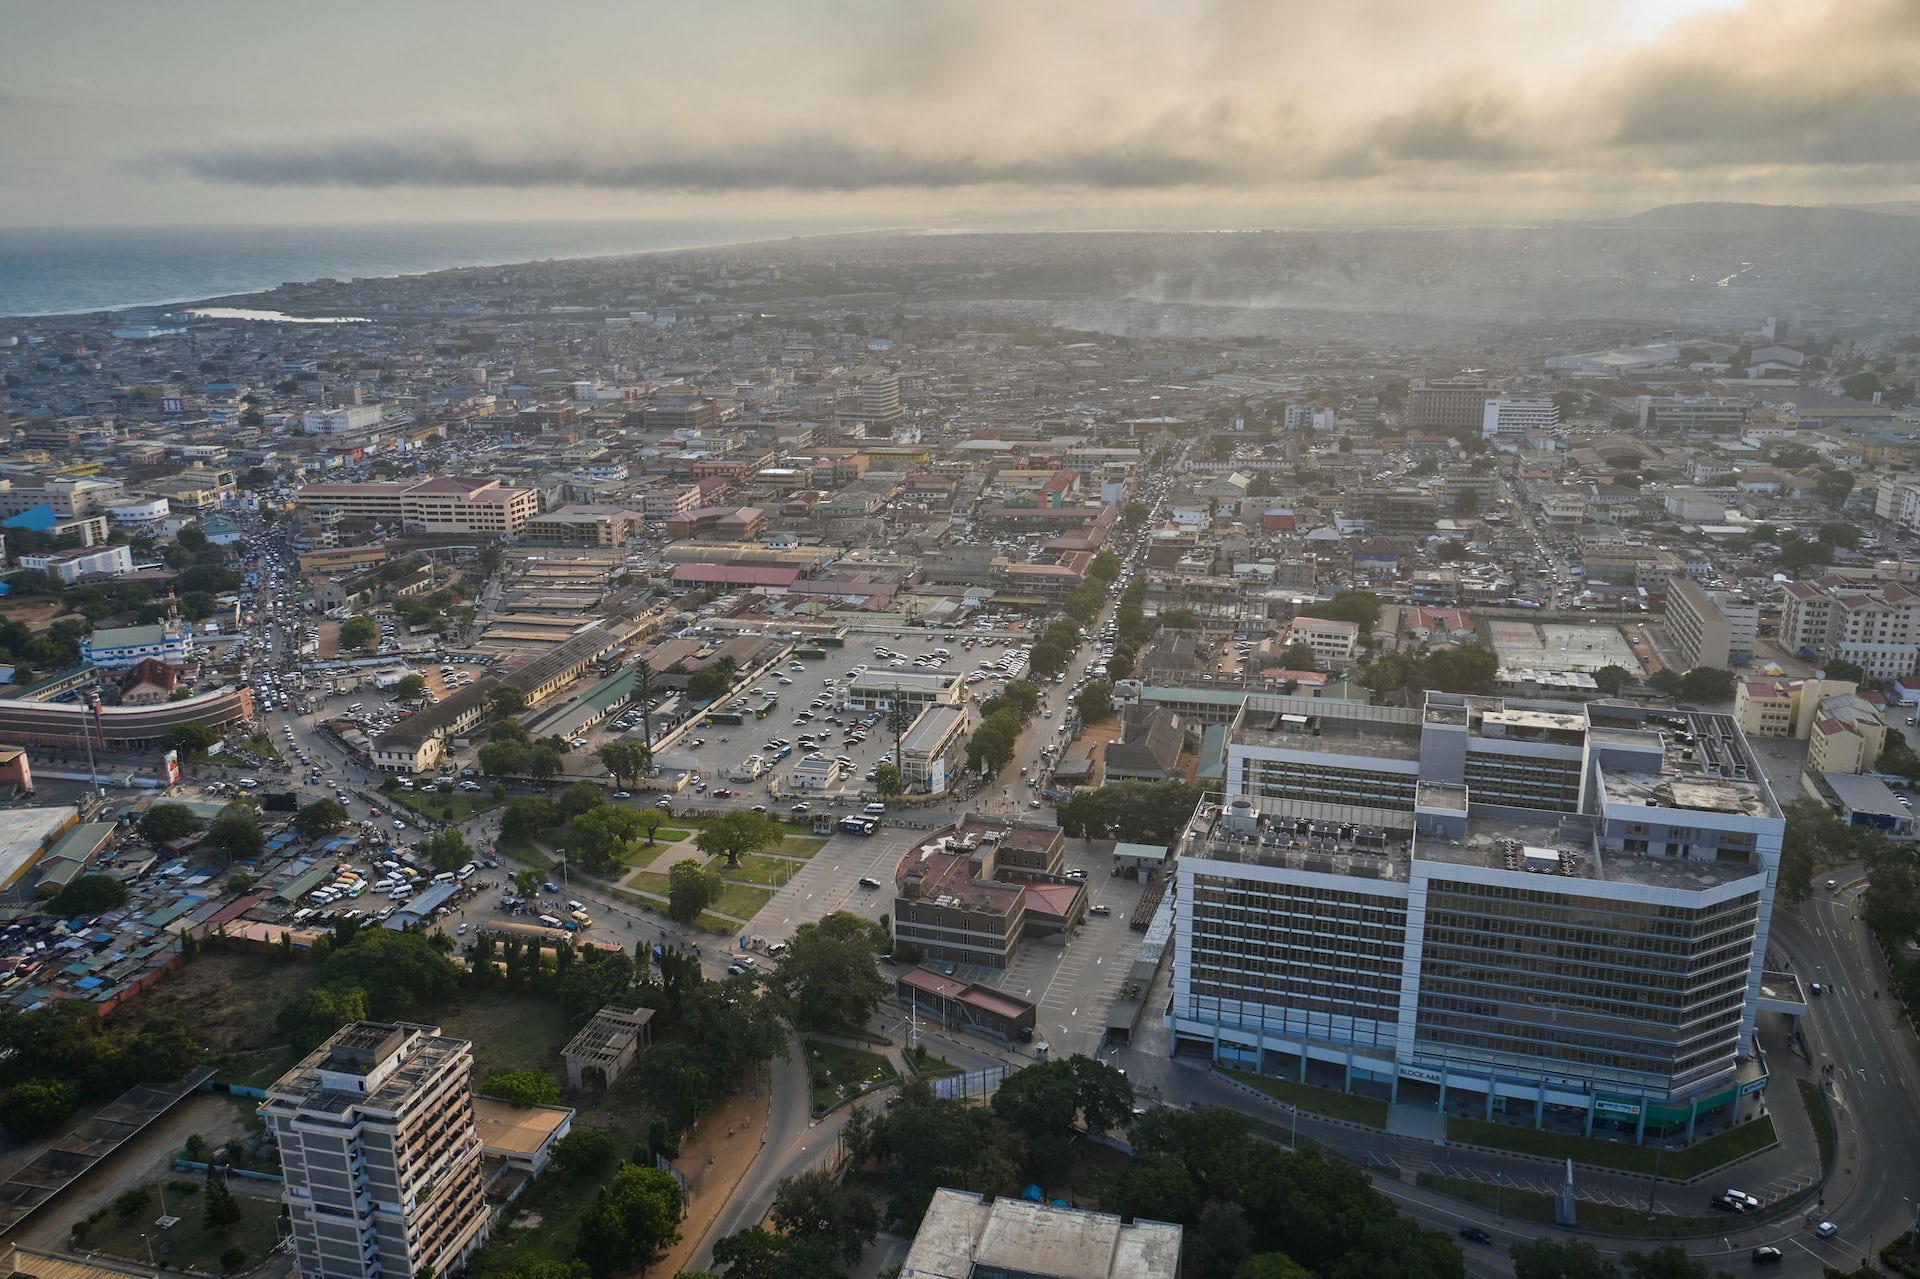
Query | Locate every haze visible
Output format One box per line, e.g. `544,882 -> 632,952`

4,0 -> 1918,227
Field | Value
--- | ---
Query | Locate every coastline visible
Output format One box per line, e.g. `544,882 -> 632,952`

0,220 -> 919,325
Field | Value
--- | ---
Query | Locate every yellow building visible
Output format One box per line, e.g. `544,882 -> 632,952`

1732,677 -> 1861,739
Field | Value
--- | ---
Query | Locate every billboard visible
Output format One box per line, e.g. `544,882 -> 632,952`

163,749 -> 180,786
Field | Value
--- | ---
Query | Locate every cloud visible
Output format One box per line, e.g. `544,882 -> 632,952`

144,0 -> 1920,208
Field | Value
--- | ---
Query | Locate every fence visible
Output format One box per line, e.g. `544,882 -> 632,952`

930,1064 -> 1017,1101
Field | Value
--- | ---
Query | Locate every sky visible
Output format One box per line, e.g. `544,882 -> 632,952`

5,0 -> 1920,229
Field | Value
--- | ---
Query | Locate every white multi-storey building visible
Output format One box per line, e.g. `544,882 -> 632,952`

1480,399 -> 1558,442
265,1022 -> 490,1279
1779,575 -> 1920,679
1169,692 -> 1787,1145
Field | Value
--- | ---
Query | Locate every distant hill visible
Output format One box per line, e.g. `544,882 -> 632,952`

1837,200 -> 1920,219
1612,202 -> 1920,231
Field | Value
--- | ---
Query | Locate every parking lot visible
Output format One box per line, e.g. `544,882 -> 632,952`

625,629 -> 1044,811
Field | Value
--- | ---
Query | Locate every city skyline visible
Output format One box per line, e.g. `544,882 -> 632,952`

6,0 -> 1920,228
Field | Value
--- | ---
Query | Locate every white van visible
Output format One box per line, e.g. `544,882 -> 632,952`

348,703 -> 365,713
456,863 -> 476,881
863,802 -> 887,816
431,871 -> 455,885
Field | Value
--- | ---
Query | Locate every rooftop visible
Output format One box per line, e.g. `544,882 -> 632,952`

904,1187 -> 1182,1279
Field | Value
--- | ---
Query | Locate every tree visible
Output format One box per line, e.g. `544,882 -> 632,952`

138,802 -> 203,841
0,1078 -> 76,1138
559,781 -> 608,820
338,615 -> 378,653
550,1128 -> 620,1182
489,685 -> 527,717
773,911 -> 888,1030
597,740 -> 652,788
1074,681 -> 1115,723
1089,551 -> 1124,584
667,858 -> 724,922
639,807 -> 667,844
276,986 -> 369,1054
1839,371 -> 1883,401
202,1163 -> 242,1232
393,674 -> 428,702
1510,1237 -> 1620,1279
500,796 -> 557,839
1277,641 -> 1319,672
1123,500 -> 1150,527
1815,468 -> 1856,506
769,1168 -> 881,1266
1675,667 -> 1735,704
479,1069 -> 562,1107
1114,1154 -> 1201,1228
695,809 -> 783,871
1823,658 -> 1866,684
294,798 -> 350,839
574,1164 -> 683,1279
1591,665 -> 1634,697
709,1228 -> 840,1279
49,875 -> 130,917
419,829 -> 471,874
1057,779 -> 1207,842
317,929 -> 460,1018
163,721 -> 219,755
1070,1053 -> 1137,1133
1234,1255 -> 1314,1279
991,1059 -> 1082,1136
1161,606 -> 1200,630
205,804 -> 264,864
687,657 -> 739,703
1315,588 -> 1384,633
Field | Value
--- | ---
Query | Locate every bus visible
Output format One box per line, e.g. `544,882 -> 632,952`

755,697 -> 778,719
706,710 -> 745,725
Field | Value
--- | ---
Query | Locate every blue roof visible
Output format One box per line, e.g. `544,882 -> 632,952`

1,504 -> 57,532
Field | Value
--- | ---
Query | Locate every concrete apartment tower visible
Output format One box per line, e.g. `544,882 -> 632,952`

264,1022 -> 491,1279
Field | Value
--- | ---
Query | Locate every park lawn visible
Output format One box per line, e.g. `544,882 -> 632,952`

709,883 -> 773,921
497,837 -> 557,871
1444,1114 -> 1776,1178
1221,1069 -> 1389,1128
774,835 -> 828,858
428,990 -> 574,1080
387,789 -> 504,824
82,1181 -> 282,1271
600,883 -> 735,934
722,853 -> 803,887
236,735 -> 281,760
806,1039 -> 897,1114
624,870 -> 672,899
621,837 -> 693,870
1416,1173 -> 1725,1237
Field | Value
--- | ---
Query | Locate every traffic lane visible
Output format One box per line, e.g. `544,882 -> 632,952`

1771,895 -> 1920,1262
688,1043 -> 820,1272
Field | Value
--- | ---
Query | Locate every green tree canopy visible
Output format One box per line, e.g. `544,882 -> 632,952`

666,858 -> 725,922
768,1169 -> 881,1266
772,911 -> 888,1030
205,803 -> 264,864
317,929 -> 461,1018
489,685 -> 527,717
479,1069 -> 562,1107
0,1078 -> 77,1139
872,761 -> 905,796
597,740 -> 652,788
294,798 -> 349,839
559,780 -> 608,820
420,828 -> 471,873
48,875 -> 130,917
338,615 -> 378,653
500,796 -> 558,839
694,810 -> 783,871
575,1164 -> 683,1279
163,721 -> 219,755
393,674 -> 428,701
276,986 -> 369,1055
1074,681 -> 1115,723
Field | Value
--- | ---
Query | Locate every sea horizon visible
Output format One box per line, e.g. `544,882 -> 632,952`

0,216 -> 907,321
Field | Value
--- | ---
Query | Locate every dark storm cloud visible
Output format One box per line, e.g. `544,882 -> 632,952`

167,131 -> 1253,191
1613,68 -> 1920,165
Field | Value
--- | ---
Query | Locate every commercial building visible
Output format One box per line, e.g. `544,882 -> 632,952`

1664,576 -> 1758,669
1281,616 -> 1361,670
1779,575 -> 1920,679
1407,378 -> 1491,431
1635,395 -> 1750,435
522,504 -> 645,546
891,817 -> 1080,969
903,1188 -> 1181,1279
844,669 -> 964,715
265,1022 -> 490,1279
1481,399 -> 1558,442
294,476 -> 540,538
898,705 -> 968,793
15,544 -> 134,584
303,406 -> 384,435
80,622 -> 193,670
1171,692 -> 1782,1142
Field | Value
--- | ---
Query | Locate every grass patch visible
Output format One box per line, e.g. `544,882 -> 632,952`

805,1038 -> 897,1114
76,1180 -> 282,1271
1445,1114 -> 1776,1178
429,990 -> 575,1079
600,883 -> 735,934
1798,1078 -> 1835,1172
709,883 -> 775,921
774,835 -> 829,858
1417,1173 -> 1726,1237
902,1046 -> 963,1080
1221,1069 -> 1388,1128
110,949 -> 314,1059
625,870 -> 672,899
649,827 -> 691,844
497,838 -> 556,871
721,853 -> 804,887
236,735 -> 281,760
385,788 -> 504,824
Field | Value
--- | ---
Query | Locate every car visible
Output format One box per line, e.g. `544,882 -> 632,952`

544,881 -> 561,892
1815,1221 -> 1838,1239
1457,1227 -> 1493,1246
457,922 -> 468,934
858,876 -> 881,889
790,802 -> 812,813
656,797 -> 673,809
1750,1247 -> 1783,1264
944,962 -> 958,976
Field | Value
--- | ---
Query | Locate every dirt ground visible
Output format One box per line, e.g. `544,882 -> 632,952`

0,597 -> 72,635
651,1083 -> 773,1277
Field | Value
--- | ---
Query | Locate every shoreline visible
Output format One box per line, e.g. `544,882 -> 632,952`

0,220 -> 922,325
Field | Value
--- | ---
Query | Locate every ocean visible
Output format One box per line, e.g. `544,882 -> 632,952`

0,217 -> 892,319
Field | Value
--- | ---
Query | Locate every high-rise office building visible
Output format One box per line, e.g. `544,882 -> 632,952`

1170,692 -> 1784,1143
265,1022 -> 490,1279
